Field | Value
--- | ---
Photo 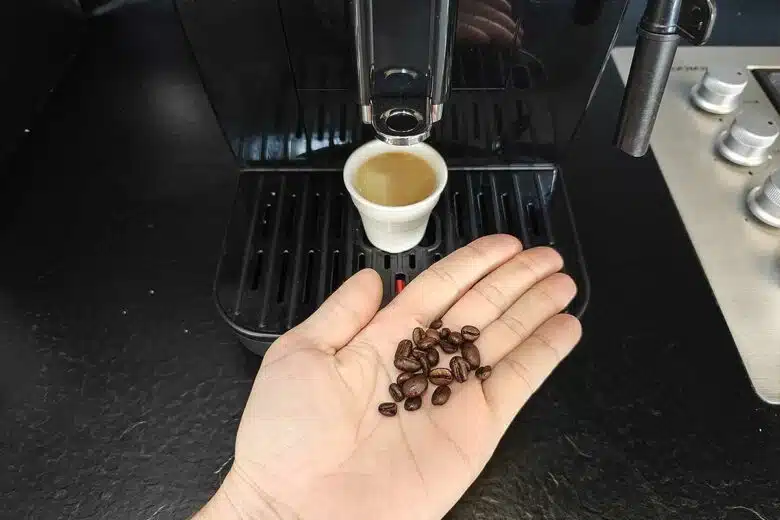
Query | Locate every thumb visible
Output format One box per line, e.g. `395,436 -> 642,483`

283,269 -> 383,355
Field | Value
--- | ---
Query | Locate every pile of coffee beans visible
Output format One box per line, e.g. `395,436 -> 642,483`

378,321 -> 492,417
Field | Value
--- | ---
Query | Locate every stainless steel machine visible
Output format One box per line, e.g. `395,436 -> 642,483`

613,46 -> 780,404
172,0 -> 717,354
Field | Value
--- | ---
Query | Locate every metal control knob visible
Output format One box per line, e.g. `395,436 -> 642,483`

690,66 -> 747,114
717,111 -> 779,167
747,170 -> 780,228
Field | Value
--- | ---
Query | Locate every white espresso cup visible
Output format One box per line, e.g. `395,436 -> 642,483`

343,140 -> 448,253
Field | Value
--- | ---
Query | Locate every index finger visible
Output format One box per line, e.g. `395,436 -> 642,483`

379,234 -> 523,327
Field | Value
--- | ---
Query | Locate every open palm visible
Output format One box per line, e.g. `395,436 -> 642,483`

209,235 -> 580,520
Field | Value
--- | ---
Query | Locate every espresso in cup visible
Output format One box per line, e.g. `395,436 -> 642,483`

353,152 -> 437,207
344,140 -> 448,253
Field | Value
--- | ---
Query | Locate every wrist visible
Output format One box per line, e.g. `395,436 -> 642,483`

194,465 -> 295,520
193,482 -> 243,520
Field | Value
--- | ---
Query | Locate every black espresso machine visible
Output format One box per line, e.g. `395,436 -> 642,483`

175,0 -> 715,354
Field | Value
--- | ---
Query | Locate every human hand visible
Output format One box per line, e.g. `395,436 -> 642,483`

196,235 -> 580,520
457,0 -> 522,47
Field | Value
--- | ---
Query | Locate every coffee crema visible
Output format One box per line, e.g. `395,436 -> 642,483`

353,152 -> 436,207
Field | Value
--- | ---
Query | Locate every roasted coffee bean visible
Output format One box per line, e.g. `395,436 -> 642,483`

404,396 -> 422,411
413,327 -> 426,346
401,374 -> 429,398
450,356 -> 470,383
475,366 -> 492,381
395,356 -> 422,372
428,367 -> 454,386
430,318 -> 443,329
461,343 -> 481,370
418,354 -> 431,374
418,336 -> 438,349
440,339 -> 459,354
389,383 -> 404,402
431,385 -> 451,406
378,402 -> 398,416
439,327 -> 451,339
425,328 -> 440,340
397,371 -> 415,385
448,331 -> 464,346
411,348 -> 428,361
461,325 -> 480,342
395,339 -> 413,360
426,348 -> 440,366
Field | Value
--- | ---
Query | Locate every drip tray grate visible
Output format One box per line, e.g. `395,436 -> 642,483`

215,164 -> 588,355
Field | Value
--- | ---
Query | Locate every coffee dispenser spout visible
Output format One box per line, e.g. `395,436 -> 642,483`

370,99 -> 433,147
350,0 -> 457,146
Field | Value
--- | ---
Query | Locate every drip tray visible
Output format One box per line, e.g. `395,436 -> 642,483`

215,164 -> 588,355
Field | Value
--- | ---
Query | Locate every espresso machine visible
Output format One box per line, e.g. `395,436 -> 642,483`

174,0 -> 715,354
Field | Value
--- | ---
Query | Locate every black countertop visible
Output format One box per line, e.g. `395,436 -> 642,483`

1,1 -> 778,519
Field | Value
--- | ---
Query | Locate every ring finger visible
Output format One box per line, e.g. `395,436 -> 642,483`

476,272 -> 577,367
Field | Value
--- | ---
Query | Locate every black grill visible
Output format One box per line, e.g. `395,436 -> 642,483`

215,164 -> 587,354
